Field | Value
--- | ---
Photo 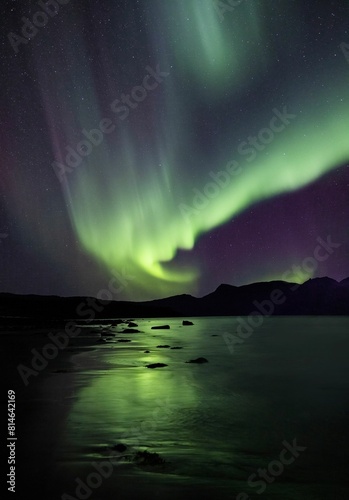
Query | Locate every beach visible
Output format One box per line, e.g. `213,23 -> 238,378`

2,317 -> 349,500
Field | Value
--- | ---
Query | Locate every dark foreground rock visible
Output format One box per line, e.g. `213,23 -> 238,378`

128,322 -> 138,327
151,325 -> 170,330
186,357 -> 208,364
122,328 -> 140,333
134,450 -> 165,466
156,345 -> 170,348
182,320 -> 194,325
107,446 -> 167,468
146,363 -> 168,369
112,443 -> 127,453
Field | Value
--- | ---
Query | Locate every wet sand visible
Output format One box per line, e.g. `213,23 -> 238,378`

0,328 -> 93,499
1,323 -> 241,500
2,318 -> 349,500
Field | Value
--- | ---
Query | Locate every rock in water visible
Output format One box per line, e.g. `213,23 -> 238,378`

134,450 -> 165,466
182,320 -> 194,326
121,328 -> 140,333
146,363 -> 168,369
112,443 -> 127,453
128,322 -> 138,327
186,357 -> 208,364
151,325 -> 170,330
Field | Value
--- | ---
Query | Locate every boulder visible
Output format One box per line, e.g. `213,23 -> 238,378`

151,325 -> 170,330
134,450 -> 165,466
128,322 -> 138,327
112,443 -> 127,453
186,357 -> 208,364
121,328 -> 140,333
156,345 -> 170,348
182,320 -> 194,326
146,363 -> 168,369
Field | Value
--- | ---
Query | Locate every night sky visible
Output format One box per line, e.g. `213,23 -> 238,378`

1,0 -> 349,300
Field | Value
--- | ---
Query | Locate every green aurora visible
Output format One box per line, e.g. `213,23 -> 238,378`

38,0 -> 348,298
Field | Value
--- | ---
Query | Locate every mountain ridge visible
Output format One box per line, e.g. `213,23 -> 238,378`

1,277 -> 349,321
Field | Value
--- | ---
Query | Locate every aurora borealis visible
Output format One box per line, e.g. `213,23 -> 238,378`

1,0 -> 349,299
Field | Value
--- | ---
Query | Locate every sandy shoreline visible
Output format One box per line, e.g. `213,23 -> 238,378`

1,328 -> 97,499
1,325 -> 238,500
3,318 -> 349,500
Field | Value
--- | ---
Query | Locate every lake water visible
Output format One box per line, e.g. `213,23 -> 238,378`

53,317 -> 349,499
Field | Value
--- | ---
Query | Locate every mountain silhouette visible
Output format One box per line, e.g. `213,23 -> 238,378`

1,277 -> 349,324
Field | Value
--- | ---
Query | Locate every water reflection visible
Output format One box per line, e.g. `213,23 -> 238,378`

64,320 -> 204,461
59,317 -> 349,498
